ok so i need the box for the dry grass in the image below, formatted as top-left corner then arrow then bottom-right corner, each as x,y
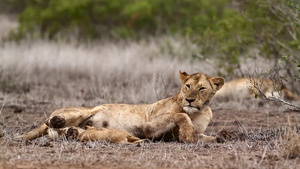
283,132 -> 300,159
281,118 -> 300,159
0,37 -> 219,106
0,15 -> 300,169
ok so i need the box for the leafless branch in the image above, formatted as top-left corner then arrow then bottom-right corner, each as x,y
264,96 -> 300,111
154,68 -> 169,100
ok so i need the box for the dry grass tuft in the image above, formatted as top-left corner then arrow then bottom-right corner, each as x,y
281,118 -> 300,159
282,134 -> 300,158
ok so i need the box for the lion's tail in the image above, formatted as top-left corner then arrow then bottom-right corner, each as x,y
15,123 -> 48,140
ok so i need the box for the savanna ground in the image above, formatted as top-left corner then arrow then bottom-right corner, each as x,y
0,16 -> 300,169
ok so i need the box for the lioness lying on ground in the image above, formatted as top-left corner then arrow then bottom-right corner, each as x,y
215,78 -> 300,101
16,71 -> 224,143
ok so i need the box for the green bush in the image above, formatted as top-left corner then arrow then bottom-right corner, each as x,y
6,0 -> 300,78
15,0 -> 233,39
201,0 -> 300,77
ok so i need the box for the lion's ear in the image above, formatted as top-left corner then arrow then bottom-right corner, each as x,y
179,71 -> 190,83
211,77 -> 225,91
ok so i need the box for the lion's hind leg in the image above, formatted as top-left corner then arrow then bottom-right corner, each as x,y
55,126 -> 84,141
61,126 -> 143,144
46,116 -> 66,128
46,107 -> 95,129
15,107 -> 96,141
15,123 -> 48,140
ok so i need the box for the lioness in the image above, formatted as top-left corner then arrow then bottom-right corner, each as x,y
215,78 -> 300,100
16,71 -> 224,143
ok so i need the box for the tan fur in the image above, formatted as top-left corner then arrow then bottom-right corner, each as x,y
215,78 -> 300,100
60,126 -> 143,144
16,124 -> 48,140
16,71 -> 224,143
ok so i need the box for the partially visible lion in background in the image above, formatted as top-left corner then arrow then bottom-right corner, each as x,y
215,78 -> 300,101
16,71 -> 225,144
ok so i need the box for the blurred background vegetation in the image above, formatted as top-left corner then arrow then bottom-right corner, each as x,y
0,0 -> 299,80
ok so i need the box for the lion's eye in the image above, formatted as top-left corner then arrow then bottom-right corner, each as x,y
186,84 -> 190,88
199,87 -> 206,91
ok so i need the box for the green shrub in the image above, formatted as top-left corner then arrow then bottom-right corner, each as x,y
15,0 -> 233,39
200,0 -> 300,77
6,0 -> 300,78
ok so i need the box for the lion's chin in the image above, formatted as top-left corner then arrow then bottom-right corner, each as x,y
183,106 -> 200,114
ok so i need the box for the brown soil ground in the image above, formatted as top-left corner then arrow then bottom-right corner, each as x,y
0,97 -> 299,169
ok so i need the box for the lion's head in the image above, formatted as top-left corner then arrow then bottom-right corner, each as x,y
177,71 -> 224,114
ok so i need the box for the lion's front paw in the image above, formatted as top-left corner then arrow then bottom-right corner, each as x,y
180,134 -> 195,143
179,126 -> 195,143
49,116 -> 66,128
198,134 -> 216,143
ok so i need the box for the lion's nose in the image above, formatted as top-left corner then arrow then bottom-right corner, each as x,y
185,98 -> 195,103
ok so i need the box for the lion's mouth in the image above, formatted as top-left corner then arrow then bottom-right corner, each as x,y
184,104 -> 201,110
185,105 -> 200,110
183,106 -> 200,114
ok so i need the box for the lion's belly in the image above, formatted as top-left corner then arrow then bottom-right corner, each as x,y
88,104 -> 148,138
